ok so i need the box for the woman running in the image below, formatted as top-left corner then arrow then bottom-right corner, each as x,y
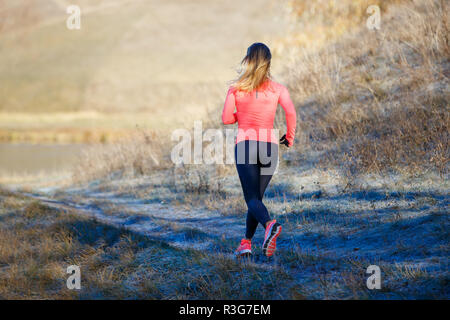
222,43 -> 297,257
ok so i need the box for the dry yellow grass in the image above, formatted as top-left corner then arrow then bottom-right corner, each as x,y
273,0 -> 406,55
280,0 -> 449,176
71,0 -> 449,183
71,129 -> 169,182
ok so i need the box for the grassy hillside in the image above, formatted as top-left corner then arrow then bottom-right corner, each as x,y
281,0 -> 448,176
79,0 -> 448,179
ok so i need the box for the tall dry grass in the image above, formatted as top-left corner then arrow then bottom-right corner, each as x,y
274,0 -> 406,54
281,0 -> 449,176
74,0 -> 448,183
72,129 -> 169,182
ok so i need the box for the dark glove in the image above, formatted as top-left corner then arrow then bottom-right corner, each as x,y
280,134 -> 290,147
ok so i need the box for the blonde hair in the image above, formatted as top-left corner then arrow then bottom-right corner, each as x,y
234,43 -> 272,92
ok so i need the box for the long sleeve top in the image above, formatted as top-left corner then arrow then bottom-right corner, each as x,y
222,80 -> 297,146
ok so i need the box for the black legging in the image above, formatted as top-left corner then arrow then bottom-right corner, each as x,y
234,140 -> 278,239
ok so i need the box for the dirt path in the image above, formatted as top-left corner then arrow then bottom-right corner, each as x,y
26,190 -> 246,252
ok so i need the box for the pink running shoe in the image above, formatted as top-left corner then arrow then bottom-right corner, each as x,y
263,220 -> 282,257
235,239 -> 252,256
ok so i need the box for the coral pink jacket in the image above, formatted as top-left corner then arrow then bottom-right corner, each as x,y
222,80 -> 297,146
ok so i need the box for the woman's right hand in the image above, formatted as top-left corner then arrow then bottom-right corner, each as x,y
280,134 -> 290,147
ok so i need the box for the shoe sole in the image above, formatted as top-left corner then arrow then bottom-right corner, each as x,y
263,223 -> 282,257
235,249 -> 252,257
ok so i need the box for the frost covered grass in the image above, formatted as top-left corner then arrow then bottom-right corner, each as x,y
0,189 -> 296,299
8,161 -> 444,299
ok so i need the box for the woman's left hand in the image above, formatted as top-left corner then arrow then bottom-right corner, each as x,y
280,134 -> 290,147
